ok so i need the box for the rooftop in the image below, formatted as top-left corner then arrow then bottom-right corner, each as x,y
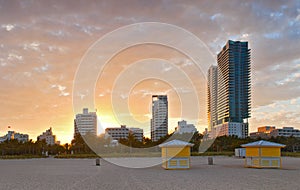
241,140 -> 285,148
159,139 -> 194,147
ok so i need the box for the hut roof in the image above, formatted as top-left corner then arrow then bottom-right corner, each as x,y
241,140 -> 285,148
159,139 -> 194,148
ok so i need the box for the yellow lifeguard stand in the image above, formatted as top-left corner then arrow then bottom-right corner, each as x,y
159,139 -> 194,170
241,140 -> 285,168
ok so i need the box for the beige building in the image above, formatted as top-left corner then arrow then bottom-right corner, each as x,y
105,125 -> 144,142
74,108 -> 97,136
37,127 -> 59,145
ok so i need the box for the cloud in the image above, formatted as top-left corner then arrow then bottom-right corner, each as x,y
47,45 -> 66,53
181,59 -> 193,67
0,0 -> 300,142
163,66 -> 172,72
120,94 -> 128,99
0,58 -> 7,67
23,72 -> 31,77
59,92 -> 70,97
73,23 -> 102,35
0,62 -> 7,67
51,84 -> 69,97
48,30 -> 69,38
114,16 -> 137,22
23,42 -> 40,51
263,32 -> 282,39
210,13 -> 223,21
1,24 -> 15,31
34,64 -> 49,72
7,53 -> 23,61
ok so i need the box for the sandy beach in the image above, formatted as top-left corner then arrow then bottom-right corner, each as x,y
0,156 -> 299,190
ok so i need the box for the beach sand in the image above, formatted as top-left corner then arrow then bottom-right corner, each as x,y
0,156 -> 299,190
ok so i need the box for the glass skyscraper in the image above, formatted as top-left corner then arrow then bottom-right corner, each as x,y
217,40 -> 251,124
207,40 -> 251,138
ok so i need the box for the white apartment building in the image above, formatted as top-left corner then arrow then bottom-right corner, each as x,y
129,127 -> 144,142
0,131 -> 29,143
270,127 -> 300,138
37,127 -> 58,145
175,120 -> 197,134
74,108 -> 97,136
105,125 -> 129,141
209,122 -> 248,139
105,125 -> 144,142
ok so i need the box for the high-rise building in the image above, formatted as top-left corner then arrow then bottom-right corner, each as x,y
217,40 -> 251,124
208,40 -> 251,138
207,65 -> 218,131
74,108 -> 97,136
151,95 -> 168,141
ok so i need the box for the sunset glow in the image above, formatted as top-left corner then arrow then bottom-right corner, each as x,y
0,1 -> 299,144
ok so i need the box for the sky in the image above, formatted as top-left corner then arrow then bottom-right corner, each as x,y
0,0 -> 299,144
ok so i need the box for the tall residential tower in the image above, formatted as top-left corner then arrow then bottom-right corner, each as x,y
207,65 -> 218,131
151,95 -> 168,141
208,40 -> 251,138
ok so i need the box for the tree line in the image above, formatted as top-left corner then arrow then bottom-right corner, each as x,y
1,133 -> 300,156
0,139 -> 65,156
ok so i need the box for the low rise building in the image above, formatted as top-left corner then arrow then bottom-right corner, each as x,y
250,126 -> 300,139
249,132 -> 269,139
105,125 -> 144,142
270,127 -> 300,138
258,126 -> 276,133
174,120 -> 197,134
37,127 -> 59,145
0,131 -> 29,143
105,125 -> 129,141
129,128 -> 144,142
209,122 -> 248,139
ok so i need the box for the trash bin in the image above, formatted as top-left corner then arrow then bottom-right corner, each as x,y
208,157 -> 213,165
96,158 -> 100,166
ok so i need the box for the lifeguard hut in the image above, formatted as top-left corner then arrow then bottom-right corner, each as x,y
241,140 -> 285,168
159,139 -> 194,170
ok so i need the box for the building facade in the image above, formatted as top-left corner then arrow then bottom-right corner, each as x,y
105,125 -> 144,142
270,127 -> 300,138
212,122 -> 248,138
129,127 -> 144,142
217,40 -> 251,125
175,120 -> 197,134
151,95 -> 168,141
250,126 -> 300,139
37,127 -> 58,145
207,65 -> 218,131
0,131 -> 29,143
74,108 -> 97,136
258,126 -> 276,133
207,40 -> 251,139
